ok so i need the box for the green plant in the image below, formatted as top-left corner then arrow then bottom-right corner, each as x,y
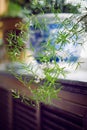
2,1 -> 24,18
63,3 -> 80,14
7,8 -> 84,106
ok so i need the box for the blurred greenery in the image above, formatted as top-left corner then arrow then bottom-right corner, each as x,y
0,39 -> 3,46
7,2 -> 22,17
63,3 -> 80,14
9,0 -> 80,15
1,1 -> 25,18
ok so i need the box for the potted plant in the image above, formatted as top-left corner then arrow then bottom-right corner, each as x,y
6,4 -> 85,130
0,0 -> 28,62
7,9 -> 84,102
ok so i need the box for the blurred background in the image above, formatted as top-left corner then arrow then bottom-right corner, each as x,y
0,0 -> 87,68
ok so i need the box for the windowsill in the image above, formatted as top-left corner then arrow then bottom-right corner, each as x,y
0,62 -> 87,84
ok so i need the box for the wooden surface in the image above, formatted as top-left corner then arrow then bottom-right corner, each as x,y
0,87 -> 13,130
0,71 -> 87,117
40,103 -> 85,130
0,71 -> 87,130
0,71 -> 37,97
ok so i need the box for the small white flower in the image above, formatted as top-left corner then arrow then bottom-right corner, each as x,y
34,78 -> 40,83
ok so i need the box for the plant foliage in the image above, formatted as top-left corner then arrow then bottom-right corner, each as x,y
7,5 -> 84,106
